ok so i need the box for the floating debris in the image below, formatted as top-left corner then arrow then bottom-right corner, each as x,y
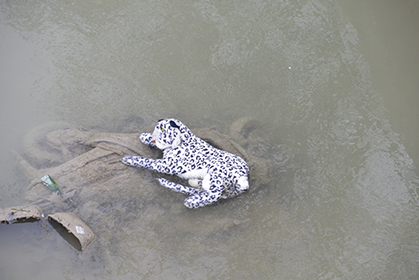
41,174 -> 63,196
48,212 -> 96,251
0,205 -> 43,224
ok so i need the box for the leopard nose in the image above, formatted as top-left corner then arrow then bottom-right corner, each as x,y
152,140 -> 156,143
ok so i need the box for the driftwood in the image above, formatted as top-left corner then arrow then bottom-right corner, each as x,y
18,117 -> 272,207
9,117 -> 272,250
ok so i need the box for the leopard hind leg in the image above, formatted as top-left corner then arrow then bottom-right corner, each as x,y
188,178 -> 202,188
158,178 -> 199,196
183,175 -> 224,208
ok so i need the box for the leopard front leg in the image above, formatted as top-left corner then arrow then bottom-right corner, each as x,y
122,156 -> 174,174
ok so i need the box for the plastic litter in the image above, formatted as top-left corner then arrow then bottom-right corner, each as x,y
41,174 -> 63,196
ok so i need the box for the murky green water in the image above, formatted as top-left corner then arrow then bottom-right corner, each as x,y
1,0 -> 419,279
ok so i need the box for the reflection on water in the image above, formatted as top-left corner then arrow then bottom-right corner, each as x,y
1,0 -> 419,279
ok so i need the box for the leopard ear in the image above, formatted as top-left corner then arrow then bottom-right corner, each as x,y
169,120 -> 180,129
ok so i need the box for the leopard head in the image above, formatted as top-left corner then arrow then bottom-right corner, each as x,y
151,119 -> 188,150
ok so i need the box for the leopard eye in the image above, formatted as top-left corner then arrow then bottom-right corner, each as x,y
160,128 -> 165,132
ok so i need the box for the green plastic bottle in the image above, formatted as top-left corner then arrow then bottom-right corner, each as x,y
41,174 -> 63,196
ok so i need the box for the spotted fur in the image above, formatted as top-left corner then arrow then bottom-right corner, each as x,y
122,119 -> 250,208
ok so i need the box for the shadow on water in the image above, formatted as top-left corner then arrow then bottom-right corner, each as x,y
1,0 -> 419,279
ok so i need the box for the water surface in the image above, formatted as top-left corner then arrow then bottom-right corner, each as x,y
1,1 -> 419,279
